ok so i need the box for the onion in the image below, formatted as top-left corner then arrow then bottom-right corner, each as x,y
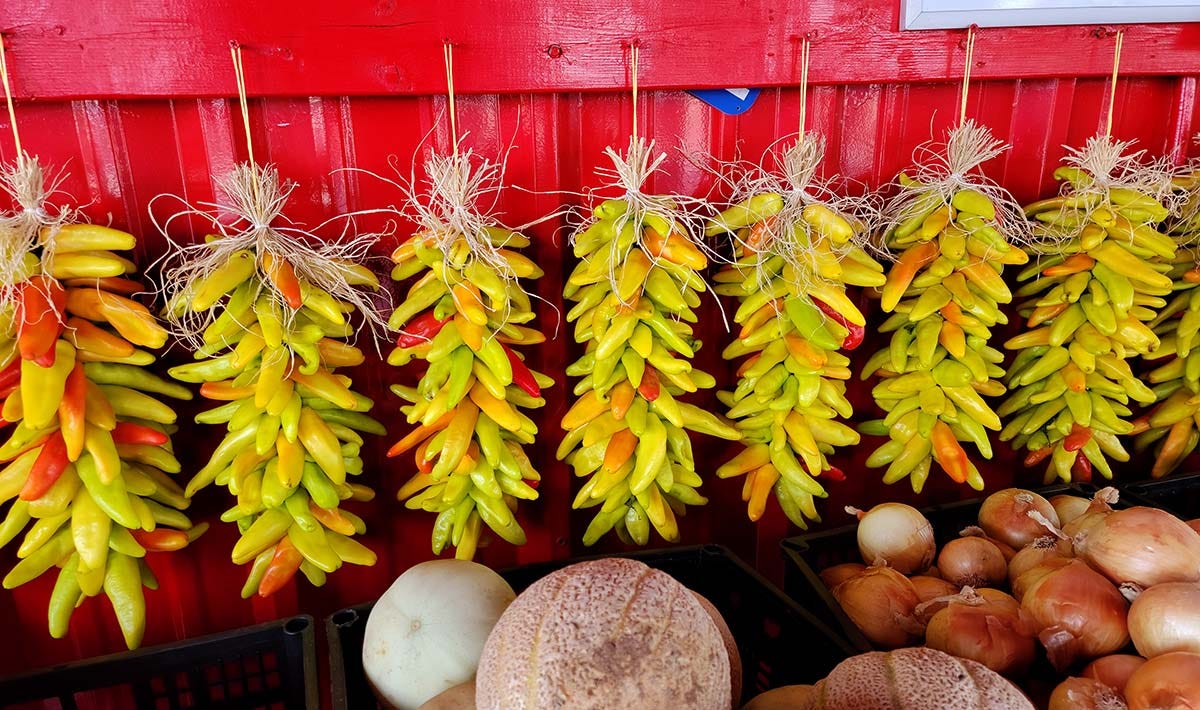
832,565 -> 923,648
1083,655 -> 1147,694
848,503 -> 935,574
937,537 -> 1007,588
1125,651 -> 1200,710
1020,559 -> 1130,670
1075,507 -> 1200,589
1063,488 -> 1119,539
1049,677 -> 1128,710
1008,536 -> 1072,586
1012,556 -> 1072,601
924,565 -> 943,579
1129,583 -> 1200,658
910,575 -> 958,603
978,488 -> 1060,550
1051,495 -> 1094,528
1188,518 -> 1200,535
820,563 -> 865,589
922,588 -> 1036,676
960,525 -> 1018,561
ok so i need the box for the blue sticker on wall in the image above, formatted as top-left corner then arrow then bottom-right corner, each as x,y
687,88 -> 760,115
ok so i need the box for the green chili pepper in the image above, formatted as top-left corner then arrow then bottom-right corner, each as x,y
70,488 -> 111,572
286,523 -> 340,574
76,454 -> 140,529
4,527 -> 74,588
241,548 -> 274,598
300,461 -> 340,510
103,552 -> 145,649
284,490 -> 319,533
231,508 -> 291,565
0,499 -> 31,548
48,553 -> 82,638
17,510 -> 72,559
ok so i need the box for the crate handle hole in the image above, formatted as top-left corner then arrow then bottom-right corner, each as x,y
331,609 -> 359,627
284,617 -> 310,635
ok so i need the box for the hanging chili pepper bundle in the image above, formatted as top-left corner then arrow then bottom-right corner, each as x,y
560,138 -> 739,546
1002,137 -> 1179,482
159,164 -> 383,597
0,156 -> 202,649
1132,166 -> 1200,477
709,136 -> 883,526
860,121 -> 1029,493
386,150 -> 552,559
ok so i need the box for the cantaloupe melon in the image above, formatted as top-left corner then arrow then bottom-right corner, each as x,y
475,558 -> 731,710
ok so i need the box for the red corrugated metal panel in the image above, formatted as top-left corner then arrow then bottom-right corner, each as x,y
0,59 -> 1198,687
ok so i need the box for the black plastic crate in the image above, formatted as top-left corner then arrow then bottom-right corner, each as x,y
1120,473 -> 1200,520
327,544 -> 856,709
0,616 -> 317,710
782,484 -> 1118,652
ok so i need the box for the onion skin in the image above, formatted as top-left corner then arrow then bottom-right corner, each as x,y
1048,677 -> 1128,710
1125,651 -> 1200,710
979,489 -> 1060,550
1012,556 -> 1072,601
1129,583 -> 1200,658
911,575 -> 959,603
1051,495 -> 1094,528
938,537 -> 1008,588
1076,507 -> 1200,589
1019,559 -> 1130,671
1063,489 -> 1118,540
924,592 -> 1036,677
820,563 -> 866,590
853,503 -> 936,575
1008,537 -> 1071,586
1082,655 -> 1146,694
832,566 -> 923,648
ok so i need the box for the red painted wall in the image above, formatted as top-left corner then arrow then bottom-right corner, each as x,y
0,0 -> 1199,685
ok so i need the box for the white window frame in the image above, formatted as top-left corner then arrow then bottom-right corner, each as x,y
901,0 -> 1200,30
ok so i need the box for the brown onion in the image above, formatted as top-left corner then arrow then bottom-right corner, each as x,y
923,565 -> 943,579
1125,651 -> 1200,710
978,488 -> 1060,550
960,525 -> 1018,561
1188,518 -> 1200,535
924,589 -> 1036,677
1083,655 -> 1147,694
1129,583 -> 1200,658
1075,507 -> 1200,589
1008,536 -> 1072,586
820,563 -> 865,589
1049,677 -> 1128,710
849,503 -> 935,574
1020,559 -> 1130,670
832,566 -> 923,648
1064,488 -> 1119,539
1012,556 -> 1073,601
938,537 -> 1007,588
1051,495 -> 1094,528
910,575 -> 958,603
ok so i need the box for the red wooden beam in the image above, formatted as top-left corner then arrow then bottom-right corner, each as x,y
1,1 -> 1197,100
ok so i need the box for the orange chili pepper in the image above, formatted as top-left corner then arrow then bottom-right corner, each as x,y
258,538 -> 303,597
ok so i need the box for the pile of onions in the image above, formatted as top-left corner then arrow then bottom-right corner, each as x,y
1083,655 -> 1146,694
1008,536 -> 1071,586
1075,507 -> 1200,589
938,537 -> 1007,588
1124,652 -> 1200,710
1048,677 -> 1127,710
831,566 -> 923,648
922,589 -> 1036,677
1128,583 -> 1200,658
1064,488 -> 1119,539
910,575 -> 958,603
960,526 -> 1017,560
849,503 -> 935,574
1050,495 -> 1094,528
978,489 -> 1060,550
819,563 -> 865,589
1018,559 -> 1129,670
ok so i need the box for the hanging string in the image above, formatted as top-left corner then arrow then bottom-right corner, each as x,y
228,41 -> 260,203
958,24 -> 977,128
1104,30 -> 1125,138
797,37 -> 811,143
443,41 -> 459,157
630,41 -> 640,145
0,34 -> 24,169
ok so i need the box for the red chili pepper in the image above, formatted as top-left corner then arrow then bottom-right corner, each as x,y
1071,452 -> 1093,483
811,297 -> 864,350
0,358 -> 21,392
637,366 -> 661,402
110,422 -> 170,446
824,466 -> 846,482
395,310 -> 450,348
59,362 -> 87,461
17,280 -> 62,365
1063,424 -> 1091,452
1024,446 -> 1054,467
502,344 -> 540,397
258,538 -> 303,597
19,432 -> 70,501
130,529 -> 190,552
